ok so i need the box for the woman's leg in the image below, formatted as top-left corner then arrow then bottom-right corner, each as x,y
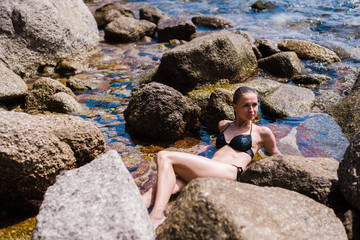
142,176 -> 187,209
149,150 -> 237,229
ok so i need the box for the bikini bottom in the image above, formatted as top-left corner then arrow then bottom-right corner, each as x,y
232,165 -> 243,182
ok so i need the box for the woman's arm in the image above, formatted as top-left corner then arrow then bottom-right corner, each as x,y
260,126 -> 281,155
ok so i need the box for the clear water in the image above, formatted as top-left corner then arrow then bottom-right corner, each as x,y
81,0 -> 360,156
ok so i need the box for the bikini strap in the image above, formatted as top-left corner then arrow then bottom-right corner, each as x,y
221,122 -> 232,133
250,123 -> 252,134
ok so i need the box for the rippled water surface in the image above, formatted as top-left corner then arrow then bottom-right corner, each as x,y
82,0 -> 359,154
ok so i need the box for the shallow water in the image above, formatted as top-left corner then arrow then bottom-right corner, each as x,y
82,0 -> 359,158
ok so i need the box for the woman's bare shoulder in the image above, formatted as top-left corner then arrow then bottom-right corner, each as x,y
218,120 -> 232,132
255,125 -> 273,135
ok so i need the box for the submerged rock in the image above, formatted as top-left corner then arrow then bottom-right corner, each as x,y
32,150 -> 154,240
104,17 -> 156,43
0,0 -> 99,74
0,111 -> 105,214
291,73 -> 331,85
154,31 -> 258,94
157,178 -> 347,239
124,82 -> 201,141
278,39 -> 341,63
260,84 -> 315,118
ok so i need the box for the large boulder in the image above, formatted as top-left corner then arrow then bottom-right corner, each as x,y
94,3 -> 135,29
260,84 -> 315,118
0,61 -> 28,102
338,131 -> 360,211
0,111 -> 105,214
258,51 -> 302,78
124,82 -> 201,141
278,39 -> 341,63
241,155 -> 339,205
0,0 -> 99,74
154,31 -> 258,94
32,150 -> 154,240
157,18 -> 197,42
328,74 -> 360,141
104,17 -> 156,43
157,178 -> 347,239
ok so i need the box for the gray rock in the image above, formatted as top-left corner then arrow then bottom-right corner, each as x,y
338,130 -> 360,211
157,18 -> 197,42
32,150 -> 154,240
233,30 -> 255,44
0,61 -> 27,102
157,178 -> 347,240
154,31 -> 258,94
278,39 -> 341,63
254,38 -> 280,57
66,77 -> 93,91
241,155 -> 339,205
0,0 -> 99,74
258,51 -> 302,78
124,82 -> 201,141
139,6 -> 168,25
94,3 -> 135,29
261,84 -> 315,118
104,16 -> 157,43
191,15 -> 234,29
49,92 -> 83,114
0,111 -> 105,213
291,73 -> 331,85
201,88 -> 234,132
327,74 -> 360,141
25,77 -> 76,112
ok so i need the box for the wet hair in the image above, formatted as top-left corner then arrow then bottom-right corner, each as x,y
233,87 -> 258,104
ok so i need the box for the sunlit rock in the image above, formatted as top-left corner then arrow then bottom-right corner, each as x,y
278,39 -> 341,63
157,18 -> 197,42
0,61 -> 27,103
157,178 -> 347,239
94,3 -> 135,29
258,51 -> 302,78
139,6 -> 168,25
32,150 -> 154,240
191,15 -> 234,29
0,111 -> 105,214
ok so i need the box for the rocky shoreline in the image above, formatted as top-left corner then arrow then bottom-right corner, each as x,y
0,0 -> 359,239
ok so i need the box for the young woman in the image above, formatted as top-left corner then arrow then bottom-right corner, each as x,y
142,87 -> 281,229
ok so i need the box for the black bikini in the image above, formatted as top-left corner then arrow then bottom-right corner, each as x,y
215,122 -> 254,181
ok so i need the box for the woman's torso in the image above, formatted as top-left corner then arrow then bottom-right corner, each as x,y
212,121 -> 263,168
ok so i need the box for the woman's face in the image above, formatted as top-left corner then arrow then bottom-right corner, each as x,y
233,92 -> 258,121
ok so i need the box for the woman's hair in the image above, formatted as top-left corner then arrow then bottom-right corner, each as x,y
233,87 -> 257,104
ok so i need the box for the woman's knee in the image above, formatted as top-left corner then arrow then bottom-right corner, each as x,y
156,150 -> 172,166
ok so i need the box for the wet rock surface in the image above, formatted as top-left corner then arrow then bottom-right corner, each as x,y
258,51 -> 302,78
191,15 -> 234,29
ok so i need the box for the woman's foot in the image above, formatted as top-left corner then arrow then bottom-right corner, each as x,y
149,209 -> 166,230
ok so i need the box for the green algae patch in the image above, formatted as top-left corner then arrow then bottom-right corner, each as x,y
0,216 -> 36,240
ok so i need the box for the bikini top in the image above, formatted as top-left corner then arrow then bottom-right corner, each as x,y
215,123 -> 254,159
